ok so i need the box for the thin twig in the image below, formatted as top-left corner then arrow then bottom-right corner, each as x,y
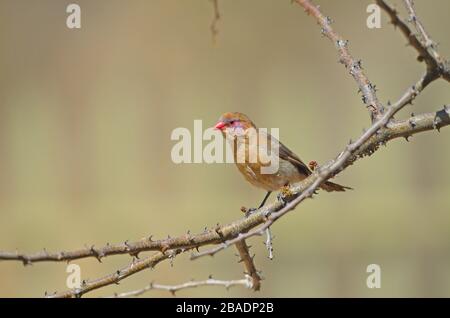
403,0 -> 437,56
264,228 -> 274,260
108,276 -> 253,298
210,0 -> 221,44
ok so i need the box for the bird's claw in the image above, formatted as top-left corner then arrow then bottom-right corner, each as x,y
246,208 -> 258,218
277,193 -> 287,206
241,207 -> 258,218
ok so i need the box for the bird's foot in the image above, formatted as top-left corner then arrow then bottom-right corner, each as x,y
241,206 -> 257,218
276,193 -> 287,206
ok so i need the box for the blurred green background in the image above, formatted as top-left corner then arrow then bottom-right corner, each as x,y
1,0 -> 450,297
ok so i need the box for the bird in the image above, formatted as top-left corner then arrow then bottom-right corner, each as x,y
214,112 -> 351,212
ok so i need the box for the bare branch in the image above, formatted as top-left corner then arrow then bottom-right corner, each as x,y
392,70 -> 435,110
0,223 -> 270,265
403,0 -> 439,58
294,0 -> 384,120
377,0 -> 450,81
402,0 -> 450,82
376,0 -> 436,69
235,241 -> 261,291
45,249 -> 182,298
108,276 -> 253,298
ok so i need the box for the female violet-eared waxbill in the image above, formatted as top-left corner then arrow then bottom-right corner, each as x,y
214,112 -> 351,210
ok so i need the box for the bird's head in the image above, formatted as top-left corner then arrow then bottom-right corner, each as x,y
214,112 -> 256,138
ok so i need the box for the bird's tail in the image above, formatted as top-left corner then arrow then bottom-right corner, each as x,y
320,181 -> 353,192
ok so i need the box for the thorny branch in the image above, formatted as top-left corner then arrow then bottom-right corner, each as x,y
376,0 -> 450,84
295,0 -> 385,121
404,0 -> 441,61
45,250 -> 183,298
235,241 -> 262,291
1,0 -> 449,297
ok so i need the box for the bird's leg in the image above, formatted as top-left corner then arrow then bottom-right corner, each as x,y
244,191 -> 272,218
258,191 -> 272,209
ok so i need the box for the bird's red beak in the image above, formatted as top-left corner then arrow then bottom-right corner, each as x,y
214,121 -> 226,130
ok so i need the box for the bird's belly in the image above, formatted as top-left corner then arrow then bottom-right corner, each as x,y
236,160 -> 306,191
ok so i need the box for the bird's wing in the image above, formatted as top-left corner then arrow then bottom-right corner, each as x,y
276,138 -> 312,177
262,130 -> 311,176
